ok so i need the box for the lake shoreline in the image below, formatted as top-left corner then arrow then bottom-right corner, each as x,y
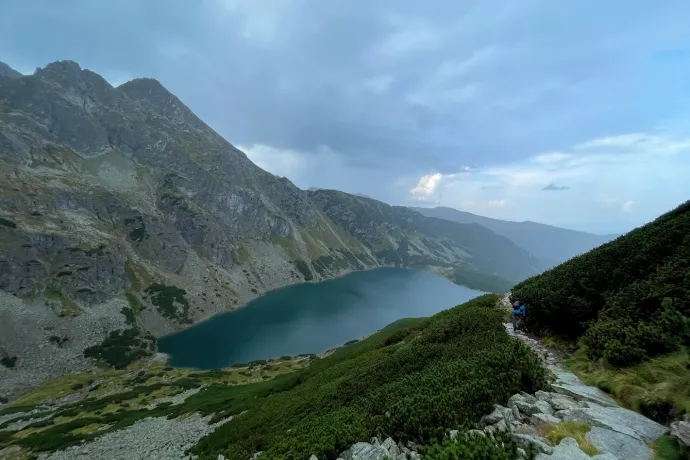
158,268 -> 485,369
164,264 -> 501,338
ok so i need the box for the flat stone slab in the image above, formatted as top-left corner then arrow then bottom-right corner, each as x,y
536,437 -> 617,460
550,380 -> 618,408
559,406 -> 668,443
586,426 -> 653,460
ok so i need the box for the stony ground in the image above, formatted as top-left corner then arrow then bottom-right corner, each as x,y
504,322 -> 667,460
39,413 -> 231,460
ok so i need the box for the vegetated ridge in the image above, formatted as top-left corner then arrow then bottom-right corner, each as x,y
511,199 -> 690,422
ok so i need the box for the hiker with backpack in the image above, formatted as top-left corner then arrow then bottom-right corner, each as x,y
512,301 -> 526,332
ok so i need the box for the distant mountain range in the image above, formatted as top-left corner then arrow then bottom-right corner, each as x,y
410,206 -> 617,266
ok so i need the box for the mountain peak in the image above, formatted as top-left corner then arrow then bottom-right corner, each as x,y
117,77 -> 171,99
118,77 -> 205,129
37,60 -> 82,80
0,61 -> 23,78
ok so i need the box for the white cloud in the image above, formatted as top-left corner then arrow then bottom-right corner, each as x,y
409,169 -> 471,201
410,173 -> 444,200
409,132 -> 690,230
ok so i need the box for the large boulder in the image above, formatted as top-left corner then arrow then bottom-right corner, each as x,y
586,426 -> 654,460
670,418 -> 690,447
339,442 -> 391,460
515,434 -> 553,455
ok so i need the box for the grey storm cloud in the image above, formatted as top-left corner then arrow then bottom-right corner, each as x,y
543,183 -> 570,191
2,0 -> 690,178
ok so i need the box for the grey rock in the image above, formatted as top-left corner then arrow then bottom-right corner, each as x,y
520,392 -> 538,404
481,406 -> 507,425
511,403 -> 522,421
42,413 -> 232,460
339,443 -> 391,460
535,437 -> 591,460
467,429 -> 485,438
449,429 -> 459,440
531,413 -> 561,426
586,426 -> 653,460
309,456 -> 318,460
493,419 -> 509,433
558,406 -> 668,442
535,390 -> 553,402
670,420 -> 690,447
515,433 -> 554,454
515,400 -> 546,416
217,456 -> 226,460
550,369 -> 617,408
381,437 -> 399,456
550,395 -> 579,411
551,382 -> 618,408
535,400 -> 555,415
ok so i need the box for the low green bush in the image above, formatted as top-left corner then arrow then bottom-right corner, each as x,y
191,294 -> 547,459
83,328 -> 156,369
512,200 -> 690,367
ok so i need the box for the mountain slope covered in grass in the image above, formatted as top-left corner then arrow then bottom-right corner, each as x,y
511,200 -> 690,421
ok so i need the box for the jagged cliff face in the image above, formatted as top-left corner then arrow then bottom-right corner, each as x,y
0,60 -> 377,326
0,60 -> 540,399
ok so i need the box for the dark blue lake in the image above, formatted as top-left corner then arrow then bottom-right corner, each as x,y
158,268 -> 484,369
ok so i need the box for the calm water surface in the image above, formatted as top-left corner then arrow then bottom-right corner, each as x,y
158,268 -> 484,368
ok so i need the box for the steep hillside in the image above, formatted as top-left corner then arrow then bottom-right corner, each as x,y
312,190 -> 543,284
411,206 -> 616,265
0,60 -> 378,397
0,295 -> 547,459
0,60 -> 542,398
510,200 -> 690,421
512,199 -> 690,361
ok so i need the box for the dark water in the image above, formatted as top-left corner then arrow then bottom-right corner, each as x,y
158,268 -> 484,369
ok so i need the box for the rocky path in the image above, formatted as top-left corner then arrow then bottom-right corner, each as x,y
324,321 -> 672,460
503,322 -> 668,460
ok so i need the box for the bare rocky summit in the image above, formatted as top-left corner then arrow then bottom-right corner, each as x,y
0,60 -> 540,399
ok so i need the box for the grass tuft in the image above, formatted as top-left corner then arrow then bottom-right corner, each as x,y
539,421 -> 599,456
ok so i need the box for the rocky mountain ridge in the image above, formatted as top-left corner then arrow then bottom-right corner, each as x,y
1,60 -> 540,397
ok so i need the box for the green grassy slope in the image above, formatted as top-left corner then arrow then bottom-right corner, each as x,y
511,200 -> 690,421
192,294 -> 547,459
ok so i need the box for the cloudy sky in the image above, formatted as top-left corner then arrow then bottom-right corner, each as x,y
2,0 -> 690,234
